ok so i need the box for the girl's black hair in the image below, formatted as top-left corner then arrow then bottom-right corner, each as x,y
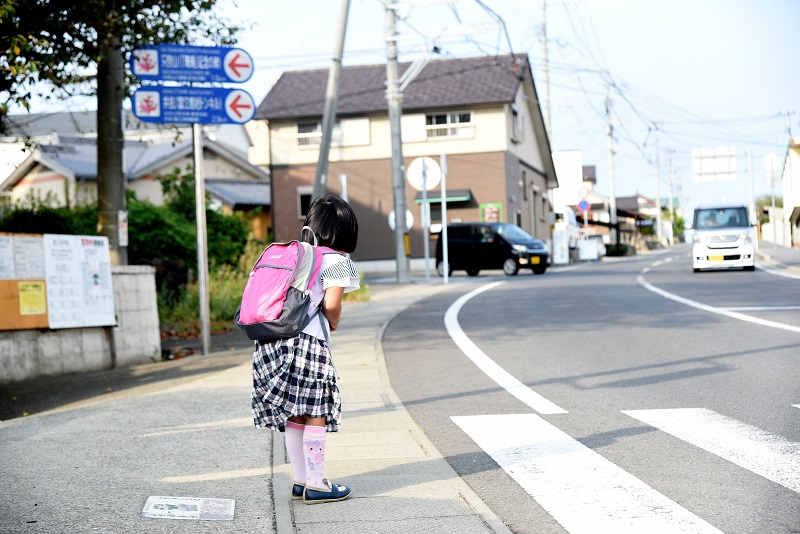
303,193 -> 358,253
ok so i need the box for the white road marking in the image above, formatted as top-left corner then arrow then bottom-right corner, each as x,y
793,405 -> 800,410
719,306 -> 800,311
757,264 -> 800,280
452,414 -> 723,534
444,282 -> 567,414
637,274 -> 800,334
624,408 -> 800,493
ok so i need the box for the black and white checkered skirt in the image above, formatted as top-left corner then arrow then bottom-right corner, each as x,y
251,333 -> 341,432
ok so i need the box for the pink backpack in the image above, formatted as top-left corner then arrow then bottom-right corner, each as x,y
235,228 -> 337,342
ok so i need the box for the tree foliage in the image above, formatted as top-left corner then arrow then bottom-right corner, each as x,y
0,0 -> 242,131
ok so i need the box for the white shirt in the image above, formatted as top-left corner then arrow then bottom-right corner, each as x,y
301,253 -> 360,341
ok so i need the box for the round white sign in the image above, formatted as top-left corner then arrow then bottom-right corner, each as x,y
406,157 -> 441,191
388,209 -> 414,232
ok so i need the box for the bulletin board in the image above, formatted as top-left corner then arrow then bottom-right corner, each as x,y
0,233 -> 115,331
0,233 -> 48,330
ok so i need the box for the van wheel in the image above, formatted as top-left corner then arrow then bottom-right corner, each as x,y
744,265 -> 755,271
467,269 -> 480,277
502,258 -> 519,276
437,261 -> 453,277
532,265 -> 547,275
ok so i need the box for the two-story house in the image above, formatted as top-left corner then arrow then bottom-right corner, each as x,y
251,54 -> 558,261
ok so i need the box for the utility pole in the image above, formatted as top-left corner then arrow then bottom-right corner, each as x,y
605,87 -> 618,245
313,0 -> 350,200
748,150 -> 756,226
667,148 -> 674,245
653,122 -> 662,246
96,35 -> 127,265
385,4 -> 411,283
541,0 -> 551,138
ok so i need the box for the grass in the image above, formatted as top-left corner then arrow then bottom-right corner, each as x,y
158,239 -> 370,339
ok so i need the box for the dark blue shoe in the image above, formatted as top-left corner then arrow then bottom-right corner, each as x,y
303,479 -> 351,504
291,484 -> 305,500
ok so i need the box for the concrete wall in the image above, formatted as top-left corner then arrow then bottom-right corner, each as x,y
110,265 -> 161,368
0,266 -> 160,382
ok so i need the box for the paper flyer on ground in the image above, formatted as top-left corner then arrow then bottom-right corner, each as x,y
141,496 -> 235,520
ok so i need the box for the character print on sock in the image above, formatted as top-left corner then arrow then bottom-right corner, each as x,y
305,440 -> 325,472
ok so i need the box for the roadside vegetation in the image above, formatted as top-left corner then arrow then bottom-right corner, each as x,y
0,169 -> 369,341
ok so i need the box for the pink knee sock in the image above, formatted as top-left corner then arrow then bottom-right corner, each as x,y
285,422 -> 306,485
303,425 -> 329,490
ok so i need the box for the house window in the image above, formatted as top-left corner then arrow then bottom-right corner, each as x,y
521,171 -> 528,201
511,103 -> 524,143
297,122 -> 322,147
297,186 -> 313,218
425,111 -> 474,139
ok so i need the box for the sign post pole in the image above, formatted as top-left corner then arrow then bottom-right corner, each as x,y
441,154 -> 448,285
193,123 -> 211,356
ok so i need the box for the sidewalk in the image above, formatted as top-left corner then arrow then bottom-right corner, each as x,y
273,278 -> 512,534
756,240 -> 800,274
0,276 -> 510,533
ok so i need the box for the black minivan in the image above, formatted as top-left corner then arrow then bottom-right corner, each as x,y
435,222 -> 549,276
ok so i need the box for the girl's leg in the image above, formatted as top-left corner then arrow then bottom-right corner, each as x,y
302,417 -> 329,490
284,418 -> 306,488
300,418 -> 351,503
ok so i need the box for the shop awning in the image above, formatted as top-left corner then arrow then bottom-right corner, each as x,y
414,188 -> 472,204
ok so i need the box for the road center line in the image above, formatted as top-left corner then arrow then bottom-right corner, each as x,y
637,274 -> 800,334
452,414 -> 723,534
623,408 -> 800,493
444,282 -> 567,414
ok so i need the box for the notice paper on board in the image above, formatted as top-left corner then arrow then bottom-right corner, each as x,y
141,496 -> 235,521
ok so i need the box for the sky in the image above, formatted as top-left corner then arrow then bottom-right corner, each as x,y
25,0 -> 800,217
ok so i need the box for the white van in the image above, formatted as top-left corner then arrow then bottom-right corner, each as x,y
691,204 -> 756,272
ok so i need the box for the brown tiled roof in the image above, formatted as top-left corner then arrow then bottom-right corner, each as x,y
256,54 -> 525,121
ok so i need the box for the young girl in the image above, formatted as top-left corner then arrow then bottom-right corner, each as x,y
251,193 -> 360,504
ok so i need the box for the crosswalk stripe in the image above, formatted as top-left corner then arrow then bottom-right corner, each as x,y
452,414 -> 723,533
445,282 -> 567,415
623,408 -> 800,493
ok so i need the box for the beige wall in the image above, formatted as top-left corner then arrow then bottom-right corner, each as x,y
263,104 -> 511,167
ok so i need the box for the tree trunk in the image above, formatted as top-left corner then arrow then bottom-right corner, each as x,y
96,36 -> 127,265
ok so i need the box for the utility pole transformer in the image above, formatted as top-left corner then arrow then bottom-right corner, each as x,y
385,5 -> 411,283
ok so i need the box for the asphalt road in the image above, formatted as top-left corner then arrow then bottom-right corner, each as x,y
383,246 -> 800,534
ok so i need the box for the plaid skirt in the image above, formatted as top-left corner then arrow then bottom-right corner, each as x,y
251,332 -> 341,433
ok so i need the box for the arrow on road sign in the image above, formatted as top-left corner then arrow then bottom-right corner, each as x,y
226,52 -> 251,79
226,91 -> 253,120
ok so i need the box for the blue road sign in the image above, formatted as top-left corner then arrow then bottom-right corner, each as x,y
131,86 -> 255,125
578,199 -> 591,212
130,45 -> 254,84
